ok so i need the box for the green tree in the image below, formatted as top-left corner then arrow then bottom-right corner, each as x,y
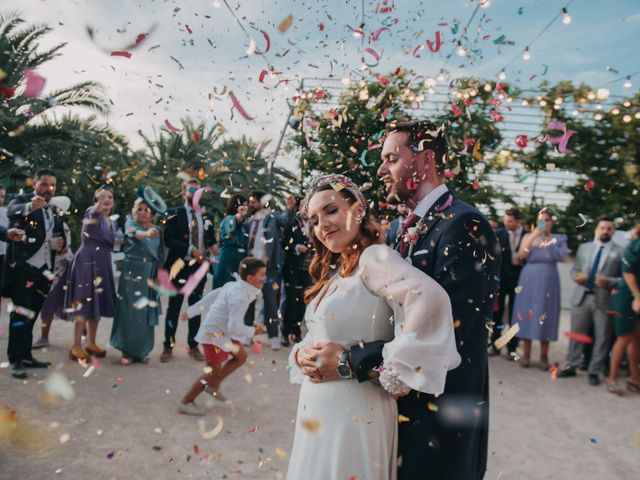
0,11 -> 109,182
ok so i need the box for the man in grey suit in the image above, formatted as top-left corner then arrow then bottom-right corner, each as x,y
558,216 -> 622,385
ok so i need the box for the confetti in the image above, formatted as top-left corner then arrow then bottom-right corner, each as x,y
192,187 -> 211,214
59,433 -> 70,444
425,31 -> 442,52
198,417 -> 223,439
584,180 -> 595,192
398,415 -> 411,423
278,14 -> 293,33
564,331 -> 593,344
275,448 -> 288,459
164,119 -> 183,133
83,365 -> 96,378
229,91 -> 254,121
180,261 -> 210,297
110,51 -> 132,58
23,69 -> 46,98
300,418 -> 322,434
493,323 -> 520,350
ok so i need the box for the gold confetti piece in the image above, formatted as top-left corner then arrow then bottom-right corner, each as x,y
514,285 -> 523,293
493,323 -> 520,350
278,14 -> 293,33
198,416 -> 223,439
96,429 -> 103,436
169,258 -> 185,280
153,427 -> 163,434
275,448 -> 288,459
398,415 -> 411,423
59,433 -> 70,444
300,418 -> 323,434
453,319 -> 462,329
427,402 -> 439,412
244,374 -> 253,384
203,366 -> 213,374
93,276 -> 102,287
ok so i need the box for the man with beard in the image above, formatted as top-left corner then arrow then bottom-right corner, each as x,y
300,120 -> 500,480
161,178 -> 216,363
3,169 -> 65,379
557,216 -> 622,385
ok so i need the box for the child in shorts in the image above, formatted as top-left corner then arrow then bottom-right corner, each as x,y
178,257 -> 266,416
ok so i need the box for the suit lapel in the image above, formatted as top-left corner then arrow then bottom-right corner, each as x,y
395,191 -> 452,255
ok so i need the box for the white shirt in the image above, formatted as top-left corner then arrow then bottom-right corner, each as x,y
26,206 -> 54,270
188,277 -> 261,349
184,203 -> 204,257
508,225 -> 524,263
0,206 -> 8,256
248,209 -> 269,262
412,184 -> 449,219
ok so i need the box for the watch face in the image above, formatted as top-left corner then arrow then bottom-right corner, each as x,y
337,363 -> 351,379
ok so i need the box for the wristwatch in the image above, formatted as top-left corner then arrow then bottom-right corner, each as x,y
337,350 -> 354,380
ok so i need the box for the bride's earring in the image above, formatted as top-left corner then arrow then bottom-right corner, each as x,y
355,215 -> 363,224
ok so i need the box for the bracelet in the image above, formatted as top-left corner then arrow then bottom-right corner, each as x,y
379,366 -> 411,396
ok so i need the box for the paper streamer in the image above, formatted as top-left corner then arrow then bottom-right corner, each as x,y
370,26 -> 391,42
425,31 -> 442,52
23,69 -> 46,98
229,91 -> 254,121
164,119 -> 183,132
515,135 -> 528,149
110,51 -> 132,58
198,417 -> 224,439
545,121 -> 575,154
258,69 -> 268,83
180,261 -> 210,297
192,187 -> 211,214
363,47 -> 382,66
493,323 -> 520,350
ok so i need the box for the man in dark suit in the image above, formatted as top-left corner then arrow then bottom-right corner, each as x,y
493,208 -> 528,358
160,178 -> 216,362
300,121 -> 499,480
280,195 -> 311,347
3,169 -> 66,379
244,190 -> 290,350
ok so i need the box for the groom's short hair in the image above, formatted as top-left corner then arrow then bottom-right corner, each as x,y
387,120 -> 448,175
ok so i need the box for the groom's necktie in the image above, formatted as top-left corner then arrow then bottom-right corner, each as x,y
585,245 -> 604,293
397,213 -> 420,257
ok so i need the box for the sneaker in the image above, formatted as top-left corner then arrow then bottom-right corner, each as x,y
32,337 -> 49,349
160,348 -> 172,363
11,361 -> 28,379
178,401 -> 205,416
270,337 -> 281,351
205,386 -> 228,403
588,374 -> 600,386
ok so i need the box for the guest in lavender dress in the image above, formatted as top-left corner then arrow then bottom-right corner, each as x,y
512,208 -> 568,369
65,188 -> 117,362
32,221 -> 73,349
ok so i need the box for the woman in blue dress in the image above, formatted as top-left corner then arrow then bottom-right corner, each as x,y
212,194 -> 249,289
512,208 -> 568,369
110,199 -> 163,364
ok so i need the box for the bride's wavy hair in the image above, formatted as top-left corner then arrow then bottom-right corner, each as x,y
302,175 -> 383,304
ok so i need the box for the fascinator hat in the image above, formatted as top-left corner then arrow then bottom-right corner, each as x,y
137,185 -> 168,215
301,174 -> 367,217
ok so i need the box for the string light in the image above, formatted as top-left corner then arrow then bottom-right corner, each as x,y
596,88 -> 610,100
436,69 -> 446,82
562,7 -> 572,25
480,0 -> 491,8
623,114 -> 632,123
456,41 -> 466,57
522,47 -> 531,60
498,70 -> 506,80
352,25 -> 364,39
623,76 -> 633,89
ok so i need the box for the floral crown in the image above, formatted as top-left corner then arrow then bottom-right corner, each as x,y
301,174 -> 367,217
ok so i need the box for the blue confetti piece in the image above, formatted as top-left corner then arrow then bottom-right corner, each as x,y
590,437 -> 598,444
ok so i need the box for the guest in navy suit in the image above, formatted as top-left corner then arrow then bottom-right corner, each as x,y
299,121 -> 500,480
2,169 -> 66,379
160,178 -> 216,362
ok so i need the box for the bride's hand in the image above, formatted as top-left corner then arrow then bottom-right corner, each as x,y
311,342 -> 346,382
296,346 -> 320,377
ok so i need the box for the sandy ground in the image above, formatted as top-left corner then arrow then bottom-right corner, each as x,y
1,280 -> 640,480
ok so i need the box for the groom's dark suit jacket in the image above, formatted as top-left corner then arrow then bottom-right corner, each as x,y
351,191 -> 500,480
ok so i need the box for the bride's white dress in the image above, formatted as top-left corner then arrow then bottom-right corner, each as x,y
286,245 -> 461,480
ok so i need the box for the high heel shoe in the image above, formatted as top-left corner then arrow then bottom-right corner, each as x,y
85,344 -> 107,358
626,380 -> 640,393
69,346 -> 90,362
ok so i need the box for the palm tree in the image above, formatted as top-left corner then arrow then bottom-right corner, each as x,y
0,11 -> 109,179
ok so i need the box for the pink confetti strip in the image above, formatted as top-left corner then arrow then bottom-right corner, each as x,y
451,103 -> 462,117
258,70 -> 268,83
425,31 -> 442,52
110,51 -> 132,58
229,91 -> 254,121
545,121 -> 575,154
363,47 -> 382,65
23,69 -> 46,98
515,135 -> 528,149
370,26 -> 391,42
192,187 -> 211,214
412,45 -> 423,58
180,261 -> 210,297
461,137 -> 476,154
164,119 -> 183,133
254,30 -> 271,54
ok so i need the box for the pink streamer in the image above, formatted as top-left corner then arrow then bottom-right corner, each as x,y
23,69 -> 46,98
370,26 -> 391,42
545,121 -> 575,154
192,187 -> 211,215
364,47 -> 382,62
451,103 -> 462,117
229,91 -> 254,121
180,261 -> 210,297
425,31 -> 442,52
164,119 -> 183,132
110,51 -> 132,58
461,137 -> 476,154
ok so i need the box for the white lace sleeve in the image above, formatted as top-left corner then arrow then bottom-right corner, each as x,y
360,244 -> 461,395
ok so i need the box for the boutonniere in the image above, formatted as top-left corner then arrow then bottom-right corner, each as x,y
403,227 -> 419,246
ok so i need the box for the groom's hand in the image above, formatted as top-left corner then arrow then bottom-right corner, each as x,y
310,342 -> 346,382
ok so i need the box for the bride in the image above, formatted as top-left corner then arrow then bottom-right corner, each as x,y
286,174 -> 461,480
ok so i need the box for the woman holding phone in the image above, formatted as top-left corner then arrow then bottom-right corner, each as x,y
511,208 -> 568,369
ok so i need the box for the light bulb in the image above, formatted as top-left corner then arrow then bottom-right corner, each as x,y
456,42 -> 466,57
213,0 -> 221,7
436,70 -> 445,82
623,114 -> 632,123
594,113 -> 603,121
596,88 -> 610,100
635,112 -> 640,119
562,8 -> 572,25
498,70 -> 506,80
522,47 -> 530,60
480,0 -> 491,8
352,27 -> 364,38
611,108 -> 620,115
623,77 -> 632,89
340,77 -> 351,86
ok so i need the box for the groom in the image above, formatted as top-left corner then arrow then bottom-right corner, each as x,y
301,120 -> 500,480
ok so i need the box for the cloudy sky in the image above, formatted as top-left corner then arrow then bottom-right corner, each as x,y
5,0 -> 640,173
